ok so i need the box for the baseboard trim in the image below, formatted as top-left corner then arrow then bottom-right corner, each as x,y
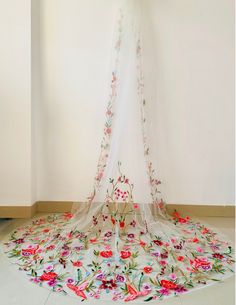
166,204 -> 235,218
37,201 -> 73,213
0,201 -> 234,219
0,204 -> 36,218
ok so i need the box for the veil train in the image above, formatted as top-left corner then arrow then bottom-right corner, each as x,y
3,0 -> 234,302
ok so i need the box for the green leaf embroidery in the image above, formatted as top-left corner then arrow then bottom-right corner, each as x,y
144,296 -> 153,302
77,268 -> 82,283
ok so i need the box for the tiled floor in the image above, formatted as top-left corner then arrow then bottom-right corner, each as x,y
0,215 -> 234,305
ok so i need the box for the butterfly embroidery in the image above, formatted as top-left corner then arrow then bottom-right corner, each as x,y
67,282 -> 88,299
124,284 -> 150,302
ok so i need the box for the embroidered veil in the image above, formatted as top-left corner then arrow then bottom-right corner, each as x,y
4,0 -> 234,302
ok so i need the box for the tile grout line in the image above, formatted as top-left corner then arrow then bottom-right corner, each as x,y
44,291 -> 52,305
179,296 -> 184,305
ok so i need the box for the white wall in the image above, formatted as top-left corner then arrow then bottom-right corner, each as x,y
148,0 -> 235,204
38,0 -> 115,201
0,0 -> 234,206
0,0 -> 32,206
31,0 -> 41,204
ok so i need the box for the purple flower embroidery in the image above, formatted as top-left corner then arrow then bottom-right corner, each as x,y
142,283 -> 152,291
168,273 -> 177,281
96,273 -> 105,281
201,264 -> 212,271
151,251 -> 160,257
116,274 -> 126,283
66,278 -> 75,284
159,288 -> 170,296
30,278 -> 40,284
21,251 -> 31,257
44,264 -> 54,271
48,279 -> 57,287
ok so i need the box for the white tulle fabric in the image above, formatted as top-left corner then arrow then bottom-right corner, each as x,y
72,0 -> 164,217
3,1 -> 234,303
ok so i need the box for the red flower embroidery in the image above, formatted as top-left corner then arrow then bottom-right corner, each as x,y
172,211 -> 189,224
63,212 -> 73,219
46,245 -> 55,251
119,221 -> 125,228
120,251 -> 131,259
143,266 -> 153,274
21,245 -> 39,256
105,127 -> 112,135
177,256 -> 185,262
96,172 -> 103,181
72,261 -> 83,267
111,217 -> 116,225
100,279 -> 117,290
201,228 -> 209,234
212,253 -> 224,260
192,237 -> 199,243
100,250 -> 113,258
190,258 -> 211,270
153,240 -> 163,246
40,272 -> 58,281
172,211 -> 181,220
106,109 -> 113,116
140,240 -> 146,247
160,280 -> 178,290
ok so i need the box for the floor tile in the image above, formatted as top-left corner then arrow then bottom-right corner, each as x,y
199,217 -> 235,242
180,276 -> 235,305
0,250 -> 50,305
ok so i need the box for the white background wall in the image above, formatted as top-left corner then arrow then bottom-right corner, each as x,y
0,0 -> 234,206
0,0 -> 32,206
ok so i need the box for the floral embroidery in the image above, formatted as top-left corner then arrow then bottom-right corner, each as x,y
87,12 -> 124,203
40,272 -> 58,282
100,250 -> 113,258
143,266 -> 153,274
120,251 -> 131,259
3,6 -> 235,304
4,174 -> 234,302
